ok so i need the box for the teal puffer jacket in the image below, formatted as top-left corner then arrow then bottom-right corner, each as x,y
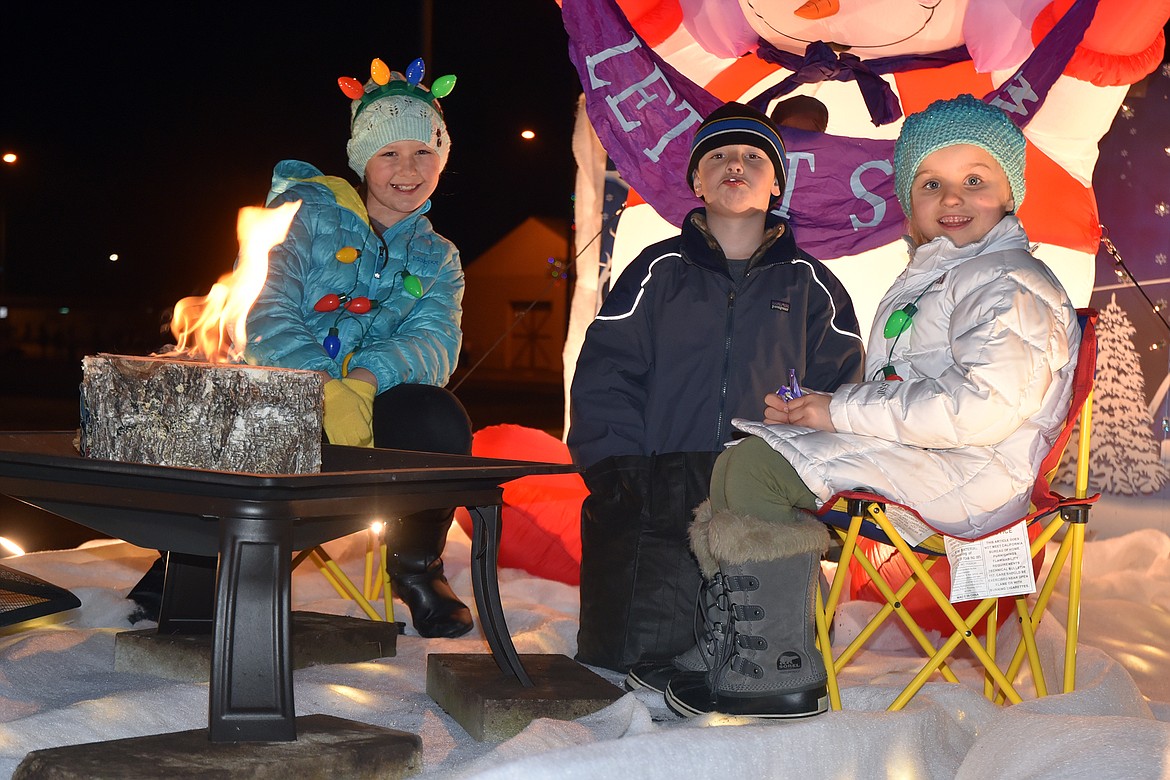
244,160 -> 463,391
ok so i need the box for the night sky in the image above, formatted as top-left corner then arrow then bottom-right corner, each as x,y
0,2 -> 581,309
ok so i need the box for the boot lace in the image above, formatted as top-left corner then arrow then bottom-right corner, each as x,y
700,574 -> 742,695
693,573 -> 729,672
707,574 -> 767,691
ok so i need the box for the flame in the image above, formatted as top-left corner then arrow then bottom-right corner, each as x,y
167,201 -> 301,363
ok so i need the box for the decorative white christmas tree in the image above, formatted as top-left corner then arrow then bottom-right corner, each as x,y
1057,296 -> 1168,494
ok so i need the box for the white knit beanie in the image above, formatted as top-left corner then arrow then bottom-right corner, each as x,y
346,84 -> 450,179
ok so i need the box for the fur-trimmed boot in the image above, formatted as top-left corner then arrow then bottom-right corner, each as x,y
625,500 -> 727,694
665,508 -> 829,718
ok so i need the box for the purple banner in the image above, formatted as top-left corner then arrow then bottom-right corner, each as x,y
562,0 -> 903,257
983,0 -> 1099,125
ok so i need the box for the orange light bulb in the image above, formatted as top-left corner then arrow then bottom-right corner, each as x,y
370,58 -> 390,86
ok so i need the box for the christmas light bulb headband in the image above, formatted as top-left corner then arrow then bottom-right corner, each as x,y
342,57 -> 457,178
338,57 -> 456,120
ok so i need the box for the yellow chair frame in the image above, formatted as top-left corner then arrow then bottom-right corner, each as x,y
815,309 -> 1099,711
292,523 -> 397,623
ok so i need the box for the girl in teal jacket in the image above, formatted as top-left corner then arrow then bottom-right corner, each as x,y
131,59 -> 476,639
250,59 -> 473,638
246,158 -> 463,403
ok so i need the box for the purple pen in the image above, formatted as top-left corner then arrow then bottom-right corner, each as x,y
788,369 -> 803,398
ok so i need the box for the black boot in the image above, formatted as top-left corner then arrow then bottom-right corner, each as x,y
626,500 -> 726,694
385,511 -> 474,638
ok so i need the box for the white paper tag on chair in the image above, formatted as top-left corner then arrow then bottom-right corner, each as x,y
943,522 -> 1037,602
883,505 -> 936,547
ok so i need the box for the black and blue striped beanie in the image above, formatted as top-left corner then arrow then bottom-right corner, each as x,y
687,102 -> 787,191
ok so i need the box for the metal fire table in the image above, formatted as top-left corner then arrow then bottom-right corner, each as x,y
0,431 -> 576,743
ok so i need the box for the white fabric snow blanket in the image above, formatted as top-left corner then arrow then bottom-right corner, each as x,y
3,521 -> 1170,779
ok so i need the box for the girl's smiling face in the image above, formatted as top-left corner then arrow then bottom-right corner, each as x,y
363,140 -> 442,228
909,144 -> 1014,247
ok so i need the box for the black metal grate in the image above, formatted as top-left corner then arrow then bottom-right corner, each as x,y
0,563 -> 80,628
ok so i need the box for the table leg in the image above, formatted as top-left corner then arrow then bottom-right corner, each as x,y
209,514 -> 296,742
469,504 -> 534,687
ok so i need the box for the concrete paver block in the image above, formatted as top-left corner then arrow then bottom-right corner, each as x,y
13,714 -> 420,779
427,653 -> 624,741
115,611 -> 401,682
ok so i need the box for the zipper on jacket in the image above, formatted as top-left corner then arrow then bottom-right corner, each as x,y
374,239 -> 389,280
715,289 -> 736,444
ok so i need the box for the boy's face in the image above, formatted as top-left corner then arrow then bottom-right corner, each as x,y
363,140 -> 442,228
909,144 -> 1014,248
692,143 -> 780,218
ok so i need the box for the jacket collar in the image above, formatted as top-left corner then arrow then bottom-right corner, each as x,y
681,207 -> 799,275
906,215 -> 1030,274
371,200 -> 431,241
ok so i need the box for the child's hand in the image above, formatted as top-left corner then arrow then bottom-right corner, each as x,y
763,391 -> 792,424
787,393 -> 835,431
763,391 -> 836,432
323,378 -> 376,447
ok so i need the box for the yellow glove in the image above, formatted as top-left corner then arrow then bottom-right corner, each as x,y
323,378 -> 376,447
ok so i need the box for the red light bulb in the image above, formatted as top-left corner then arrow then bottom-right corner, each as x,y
314,294 -> 342,312
345,296 -> 371,314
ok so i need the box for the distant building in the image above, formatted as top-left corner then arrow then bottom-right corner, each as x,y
0,295 -> 165,365
460,216 -> 570,378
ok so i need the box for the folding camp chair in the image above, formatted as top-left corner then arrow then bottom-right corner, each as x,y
814,308 -> 1099,711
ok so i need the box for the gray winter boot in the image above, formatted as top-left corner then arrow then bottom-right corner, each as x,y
625,500 -> 726,694
665,508 -> 830,718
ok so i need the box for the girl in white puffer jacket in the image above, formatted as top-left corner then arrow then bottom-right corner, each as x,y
663,94 -> 1079,721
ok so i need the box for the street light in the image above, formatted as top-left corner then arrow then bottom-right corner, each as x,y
0,152 -> 15,292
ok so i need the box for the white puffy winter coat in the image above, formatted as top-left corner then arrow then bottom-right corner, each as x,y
735,216 -> 1079,539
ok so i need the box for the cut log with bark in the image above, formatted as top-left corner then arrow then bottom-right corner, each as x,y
80,354 -> 324,474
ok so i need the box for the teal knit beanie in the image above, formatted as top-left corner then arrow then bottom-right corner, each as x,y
894,94 -> 1026,217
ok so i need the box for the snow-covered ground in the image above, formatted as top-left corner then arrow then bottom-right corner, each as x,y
1,490 -> 1168,779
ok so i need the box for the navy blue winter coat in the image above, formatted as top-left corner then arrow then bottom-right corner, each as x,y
567,209 -> 864,469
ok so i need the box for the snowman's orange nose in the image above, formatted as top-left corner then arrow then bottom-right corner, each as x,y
795,0 -> 841,20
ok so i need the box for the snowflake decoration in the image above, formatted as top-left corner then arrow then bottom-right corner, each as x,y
1156,202 -> 1170,218
1120,149 -> 1129,157
1120,103 -> 1135,119
1156,253 -> 1168,266
1165,147 -> 1170,158
1162,63 -> 1170,77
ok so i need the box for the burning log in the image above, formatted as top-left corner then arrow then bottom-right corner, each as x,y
80,354 -> 324,474
79,202 -> 323,474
